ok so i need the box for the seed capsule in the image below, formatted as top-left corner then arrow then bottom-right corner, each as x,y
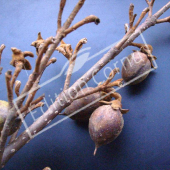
0,100 -> 21,135
122,51 -> 151,85
89,105 -> 124,155
63,88 -> 111,122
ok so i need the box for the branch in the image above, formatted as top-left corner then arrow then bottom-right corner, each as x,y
64,38 -> 87,90
75,79 -> 123,100
9,102 -> 44,144
62,0 -> 86,30
14,81 -> 21,97
20,58 -> 56,113
102,68 -> 120,86
0,44 -> 5,75
5,71 -> 13,109
10,62 -> 24,89
116,7 -> 149,49
129,4 -> 137,28
57,0 -> 67,29
35,37 -> 55,73
64,15 -> 100,35
145,0 -> 155,17
134,7 -> 149,29
156,16 -> 170,24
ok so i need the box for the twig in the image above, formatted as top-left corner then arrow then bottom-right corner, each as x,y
64,15 -> 100,35
30,94 -> 45,106
145,0 -> 155,17
134,7 -> 149,29
58,0 -> 67,29
0,44 -> 5,75
116,7 -> 149,49
14,81 -> 21,97
129,4 -> 136,28
9,102 -> 44,144
64,38 -> 87,90
102,68 -> 120,86
20,57 -> 56,113
156,16 -> 170,24
75,79 -> 123,100
35,37 -> 55,73
5,71 -> 13,109
10,62 -> 24,89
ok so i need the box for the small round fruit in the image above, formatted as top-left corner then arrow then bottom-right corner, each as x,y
122,51 -> 151,85
64,87 -> 111,122
0,100 -> 9,131
89,105 -> 124,155
0,100 -> 21,135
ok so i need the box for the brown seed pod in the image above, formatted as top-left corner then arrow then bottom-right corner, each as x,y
88,92 -> 128,155
0,100 -> 21,136
63,87 -> 112,122
122,51 -> 151,85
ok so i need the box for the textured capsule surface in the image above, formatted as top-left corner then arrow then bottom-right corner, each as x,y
89,105 -> 124,154
64,87 -> 103,121
0,100 -> 21,135
122,51 -> 151,85
0,100 -> 9,131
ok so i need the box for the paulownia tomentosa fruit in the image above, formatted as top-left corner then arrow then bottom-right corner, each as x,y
121,43 -> 157,85
88,92 -> 129,155
0,100 -> 21,135
61,87 -> 113,122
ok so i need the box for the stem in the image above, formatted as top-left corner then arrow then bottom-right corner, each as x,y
14,81 -> 21,97
129,4 -> 135,28
5,71 -> 13,109
57,0 -> 67,29
64,38 -> 87,90
10,62 -> 24,89
0,44 -> 5,75
156,16 -> 170,24
64,15 -> 100,35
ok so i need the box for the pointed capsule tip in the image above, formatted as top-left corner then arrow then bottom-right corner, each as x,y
93,146 -> 98,156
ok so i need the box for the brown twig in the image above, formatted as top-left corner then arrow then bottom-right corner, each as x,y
58,0 -> 67,29
30,94 -> 45,106
102,68 -> 120,86
64,15 -> 100,35
64,38 -> 87,90
35,37 -> 55,73
129,4 -> 137,28
10,62 -> 24,89
156,16 -> 170,24
14,81 -> 21,97
20,57 -> 56,113
145,0 -> 155,17
134,7 -> 150,29
5,71 -> 13,109
116,7 -> 149,49
9,102 -> 44,144
0,44 -> 5,75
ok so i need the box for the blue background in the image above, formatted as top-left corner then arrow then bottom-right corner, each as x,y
0,0 -> 170,169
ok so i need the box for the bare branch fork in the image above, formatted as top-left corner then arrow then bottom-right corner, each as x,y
0,0 -> 170,168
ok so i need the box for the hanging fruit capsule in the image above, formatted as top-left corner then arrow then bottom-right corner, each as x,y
89,92 -> 129,155
60,68 -> 122,122
0,100 -> 21,136
122,43 -> 157,85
